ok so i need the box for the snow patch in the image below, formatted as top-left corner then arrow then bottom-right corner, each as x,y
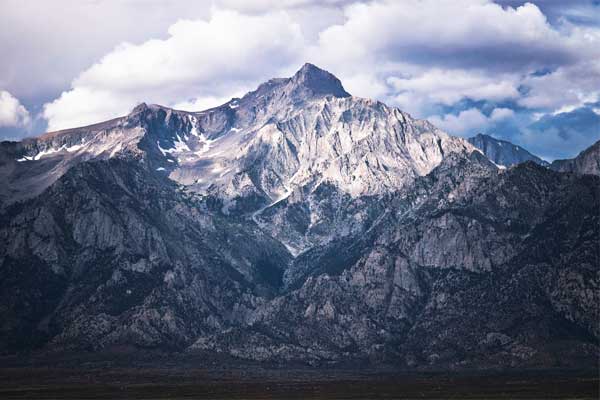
196,135 -> 216,155
188,115 -> 200,137
156,134 -> 190,156
157,141 -> 168,156
34,147 -> 62,160
109,142 -> 122,158
17,141 -> 87,162
173,134 -> 190,152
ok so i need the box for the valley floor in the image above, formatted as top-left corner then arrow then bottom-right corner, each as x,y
0,365 -> 597,399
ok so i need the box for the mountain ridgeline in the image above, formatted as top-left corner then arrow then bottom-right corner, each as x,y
467,133 -> 549,167
550,140 -> 600,176
0,64 -> 598,369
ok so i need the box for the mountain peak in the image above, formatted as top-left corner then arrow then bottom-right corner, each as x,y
468,133 -> 548,167
131,102 -> 149,114
289,63 -> 350,98
294,62 -> 325,76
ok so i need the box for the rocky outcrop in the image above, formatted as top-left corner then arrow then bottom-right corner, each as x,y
550,140 -> 600,176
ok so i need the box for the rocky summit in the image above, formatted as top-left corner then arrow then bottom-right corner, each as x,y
0,64 -> 598,369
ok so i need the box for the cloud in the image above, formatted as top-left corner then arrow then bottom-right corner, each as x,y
518,59 -> 600,111
43,88 -> 132,132
0,90 -> 30,127
0,0 -> 220,104
494,1 -> 600,27
427,107 -> 515,136
313,0 -> 596,72
521,105 -> 600,159
216,0 -> 353,12
306,0 -> 599,121
490,107 -> 516,120
172,95 -> 236,113
38,0 -> 600,129
428,109 -> 490,136
0,0 -> 351,107
389,70 -> 519,105
43,9 -> 305,131
387,69 -> 520,116
9,0 -> 598,161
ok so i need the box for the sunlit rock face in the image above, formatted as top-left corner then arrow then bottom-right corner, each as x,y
0,64 -> 598,369
2,64 -> 473,209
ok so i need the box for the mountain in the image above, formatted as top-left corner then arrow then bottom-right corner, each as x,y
0,64 -> 598,369
198,155 -> 599,366
2,64 -> 471,210
550,140 -> 600,176
467,133 -> 548,167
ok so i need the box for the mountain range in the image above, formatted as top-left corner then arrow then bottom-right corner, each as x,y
0,64 -> 598,369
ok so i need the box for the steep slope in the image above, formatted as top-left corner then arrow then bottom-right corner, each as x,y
0,105 -> 196,207
151,63 -> 474,215
1,64 -> 474,211
0,64 -> 598,369
468,133 -> 548,167
550,140 -> 600,176
1,64 -> 476,254
195,155 -> 599,368
0,158 -> 291,352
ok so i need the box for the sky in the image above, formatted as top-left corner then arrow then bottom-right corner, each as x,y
0,0 -> 599,160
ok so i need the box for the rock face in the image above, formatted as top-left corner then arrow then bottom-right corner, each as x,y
468,133 -> 548,167
551,140 -> 600,176
194,154 -> 599,367
0,159 -> 292,352
0,64 -> 598,369
1,64 -> 472,210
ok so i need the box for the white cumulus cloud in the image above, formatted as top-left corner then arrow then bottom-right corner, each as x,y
0,90 -> 30,127
35,0 -> 600,159
428,107 -> 515,136
300,0 -> 599,120
387,69 -> 520,116
519,59 -> 600,111
312,0 -> 591,72
490,107 -> 515,121
43,9 -> 305,131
